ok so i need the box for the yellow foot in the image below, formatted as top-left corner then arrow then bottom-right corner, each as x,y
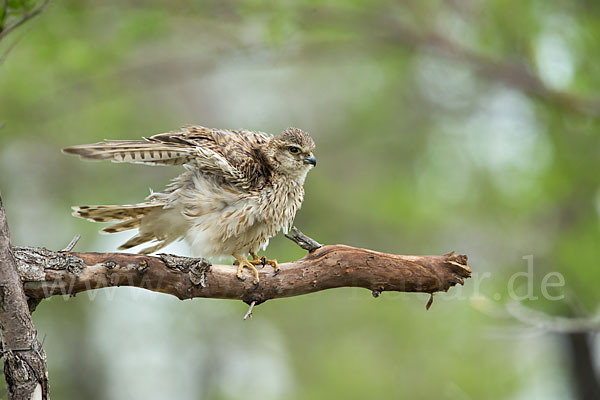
250,252 -> 280,277
233,254 -> 260,287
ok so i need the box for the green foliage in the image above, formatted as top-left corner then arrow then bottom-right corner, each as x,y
1,0 -> 43,35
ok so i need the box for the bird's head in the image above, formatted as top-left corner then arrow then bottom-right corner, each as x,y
266,127 -> 316,182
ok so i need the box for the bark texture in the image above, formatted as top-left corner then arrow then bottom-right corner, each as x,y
0,197 -> 49,400
15,244 -> 471,306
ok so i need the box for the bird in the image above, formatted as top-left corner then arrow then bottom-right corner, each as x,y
63,125 -> 317,286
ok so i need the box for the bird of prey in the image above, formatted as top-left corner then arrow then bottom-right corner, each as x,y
63,125 -> 317,285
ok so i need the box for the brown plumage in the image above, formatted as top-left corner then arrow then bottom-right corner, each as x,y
63,125 -> 317,284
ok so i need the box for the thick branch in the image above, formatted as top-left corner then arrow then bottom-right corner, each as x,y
0,197 -> 49,400
15,244 -> 470,307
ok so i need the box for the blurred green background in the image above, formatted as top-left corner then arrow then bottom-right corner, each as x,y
1,0 -> 599,399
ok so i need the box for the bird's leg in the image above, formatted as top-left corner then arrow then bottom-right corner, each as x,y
233,253 -> 260,286
250,252 -> 280,277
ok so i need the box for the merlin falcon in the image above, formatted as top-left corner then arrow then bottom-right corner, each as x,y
63,125 -> 317,286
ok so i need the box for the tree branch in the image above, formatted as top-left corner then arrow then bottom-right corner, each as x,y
2,200 -> 470,397
284,226 -> 323,252
14,243 -> 471,308
0,197 -> 49,400
0,0 -> 50,42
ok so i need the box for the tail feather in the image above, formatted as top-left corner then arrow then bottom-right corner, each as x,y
100,218 -> 143,234
118,231 -> 156,250
118,233 -> 174,255
73,202 -> 165,222
62,140 -> 193,166
72,201 -> 178,254
140,241 -> 173,254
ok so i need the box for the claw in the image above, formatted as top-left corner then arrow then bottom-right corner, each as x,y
233,253 -> 260,285
250,253 -> 279,277
236,253 -> 280,284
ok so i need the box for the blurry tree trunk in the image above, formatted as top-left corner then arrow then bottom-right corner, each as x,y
566,331 -> 600,400
0,196 -> 49,399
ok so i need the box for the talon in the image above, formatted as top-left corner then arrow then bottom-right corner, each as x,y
233,253 -> 260,285
253,281 -> 260,290
251,254 -> 278,277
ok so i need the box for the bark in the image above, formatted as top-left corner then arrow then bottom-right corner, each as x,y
15,243 -> 471,307
0,197 -> 49,400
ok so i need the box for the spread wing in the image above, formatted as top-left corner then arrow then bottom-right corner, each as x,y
63,125 -> 272,188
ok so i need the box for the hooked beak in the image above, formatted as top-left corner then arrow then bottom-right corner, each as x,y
304,154 -> 317,166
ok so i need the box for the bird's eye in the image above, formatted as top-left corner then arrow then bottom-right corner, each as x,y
289,146 -> 300,154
